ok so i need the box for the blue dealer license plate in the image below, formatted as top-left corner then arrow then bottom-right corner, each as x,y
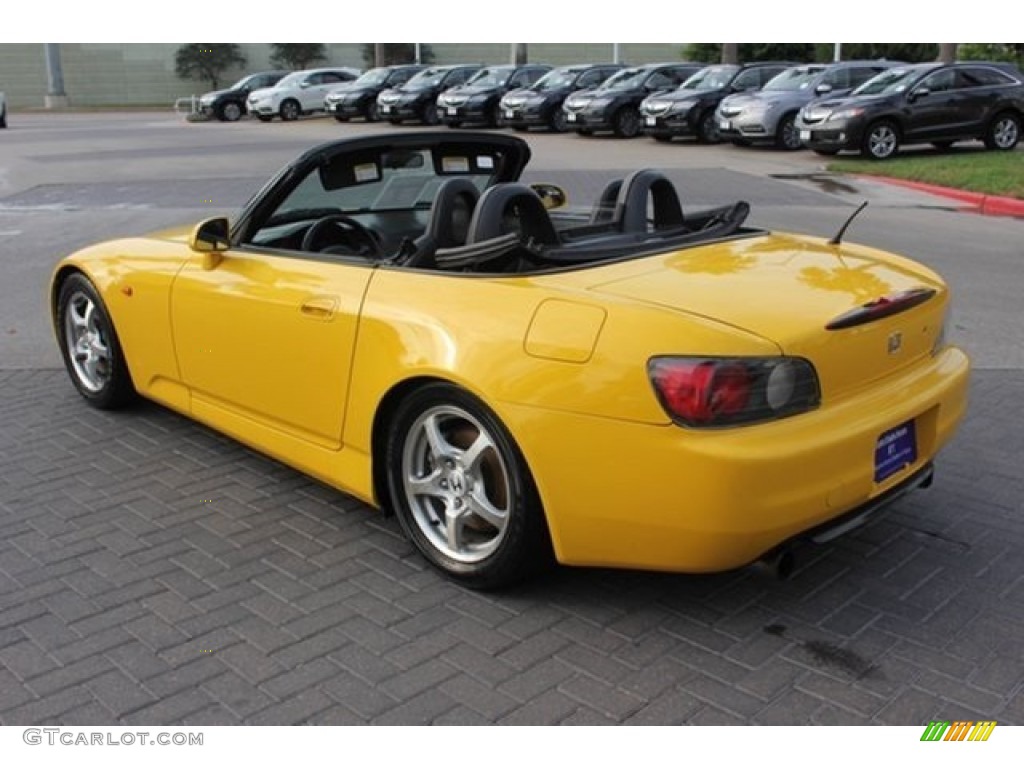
874,420 -> 917,483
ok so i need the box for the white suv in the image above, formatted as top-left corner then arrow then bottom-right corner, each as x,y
247,67 -> 360,122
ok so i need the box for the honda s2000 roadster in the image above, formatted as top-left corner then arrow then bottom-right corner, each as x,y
51,132 -> 969,588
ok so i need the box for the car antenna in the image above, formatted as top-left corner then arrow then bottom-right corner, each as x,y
828,200 -> 868,245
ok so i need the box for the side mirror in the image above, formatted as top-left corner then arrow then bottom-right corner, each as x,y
300,80 -> 311,89
530,182 -> 568,210
815,83 -> 833,95
189,217 -> 231,268
909,86 -> 930,101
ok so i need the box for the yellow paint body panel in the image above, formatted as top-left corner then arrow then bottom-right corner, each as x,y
51,225 -> 970,573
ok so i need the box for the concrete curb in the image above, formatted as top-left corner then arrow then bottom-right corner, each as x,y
860,175 -> 1024,218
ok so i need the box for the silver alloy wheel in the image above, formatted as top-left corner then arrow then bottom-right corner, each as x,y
400,404 -> 511,564
221,102 -> 242,122
63,290 -> 111,393
779,115 -> 802,150
280,99 -> 300,121
993,115 -> 1019,149
867,124 -> 898,159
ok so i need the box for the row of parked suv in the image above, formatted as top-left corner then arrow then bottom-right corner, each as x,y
196,60 -> 1024,159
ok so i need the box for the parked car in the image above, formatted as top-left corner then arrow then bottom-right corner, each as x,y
500,63 -> 624,132
49,131 -> 968,588
198,70 -> 290,122
796,61 -> 1024,159
716,61 -> 897,149
247,67 -> 361,122
436,64 -> 551,128
324,65 -> 425,123
640,62 -> 793,143
377,65 -> 480,125
563,62 -> 703,137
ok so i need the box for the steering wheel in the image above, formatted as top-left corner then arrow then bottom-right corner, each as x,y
301,214 -> 383,257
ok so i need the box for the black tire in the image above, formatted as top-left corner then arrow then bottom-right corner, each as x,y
0,111 -> 6,129
549,108 -> 568,133
488,103 -> 503,129
365,101 -> 380,123
218,101 -> 243,122
861,120 -> 900,160
388,118 -> 403,125
421,103 -> 440,126
279,99 -> 301,122
55,273 -> 136,410
334,114 -> 349,123
447,120 -> 463,129
385,383 -> 552,589
256,115 -> 273,123
612,107 -> 641,138
512,125 -> 530,133
776,112 -> 802,150
652,134 -> 672,143
577,128 -> 593,136
983,111 -> 1021,151
697,111 -> 721,144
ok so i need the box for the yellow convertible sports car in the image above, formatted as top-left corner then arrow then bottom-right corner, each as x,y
51,132 -> 969,588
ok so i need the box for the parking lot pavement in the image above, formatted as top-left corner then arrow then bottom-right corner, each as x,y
1,367 -> 1021,726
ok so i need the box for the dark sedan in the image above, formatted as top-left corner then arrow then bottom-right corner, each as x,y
436,64 -> 550,128
499,64 -> 623,132
198,70 -> 290,122
377,65 -> 480,125
796,61 -> 1024,159
325,65 -> 424,122
564,63 -> 703,138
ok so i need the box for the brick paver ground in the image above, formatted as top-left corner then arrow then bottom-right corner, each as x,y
1,368 -> 1022,725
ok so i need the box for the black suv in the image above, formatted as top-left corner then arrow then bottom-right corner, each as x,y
198,70 -> 289,122
325,65 -> 424,122
796,61 -> 1024,159
436,64 -> 551,127
499,63 -> 623,132
377,65 -> 480,125
640,62 -> 793,143
563,62 -> 704,138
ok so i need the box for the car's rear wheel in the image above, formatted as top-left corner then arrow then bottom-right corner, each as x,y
776,113 -> 802,150
385,383 -> 551,589
862,120 -> 900,160
218,101 -> 243,122
984,111 -> 1021,150
697,111 -> 720,143
613,107 -> 641,138
56,273 -> 135,410
279,99 -> 301,122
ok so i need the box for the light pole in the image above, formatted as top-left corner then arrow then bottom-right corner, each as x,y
44,43 -> 68,108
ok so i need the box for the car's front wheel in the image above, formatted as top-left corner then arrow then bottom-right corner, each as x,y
862,120 -> 900,160
549,108 -> 568,133
776,113 -> 802,150
984,111 -> 1021,151
56,273 -> 135,410
365,101 -> 380,122
421,103 -> 440,126
279,99 -> 301,122
385,383 -> 551,589
613,107 -> 641,138
219,101 -> 243,122
697,111 -> 721,143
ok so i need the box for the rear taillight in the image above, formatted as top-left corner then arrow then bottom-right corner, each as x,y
648,356 -> 820,428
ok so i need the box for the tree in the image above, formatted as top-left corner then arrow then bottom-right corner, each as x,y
270,44 -> 327,70
816,43 -> 938,63
937,43 -> 958,64
684,43 -> 817,64
514,44 -> 528,66
360,43 -> 434,68
174,44 -> 246,90
958,43 -> 1023,68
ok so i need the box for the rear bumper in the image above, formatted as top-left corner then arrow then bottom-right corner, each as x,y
501,346 -> 970,573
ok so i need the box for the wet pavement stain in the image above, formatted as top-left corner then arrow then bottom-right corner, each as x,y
770,173 -> 861,195
763,623 -> 877,679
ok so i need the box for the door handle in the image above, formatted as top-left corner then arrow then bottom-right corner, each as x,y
300,296 -> 337,320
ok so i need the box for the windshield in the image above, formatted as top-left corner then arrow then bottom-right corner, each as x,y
680,65 -> 739,91
466,67 -> 513,88
354,68 -> 389,86
533,68 -> 577,91
404,68 -> 448,90
763,66 -> 826,92
599,68 -> 648,92
852,67 -> 921,95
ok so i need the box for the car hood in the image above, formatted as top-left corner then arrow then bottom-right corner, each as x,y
581,233 -> 947,397
812,92 -> 893,111
201,87 -> 239,100
328,83 -> 372,96
663,87 -> 722,103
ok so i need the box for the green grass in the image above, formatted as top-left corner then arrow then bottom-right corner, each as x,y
828,149 -> 1024,200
